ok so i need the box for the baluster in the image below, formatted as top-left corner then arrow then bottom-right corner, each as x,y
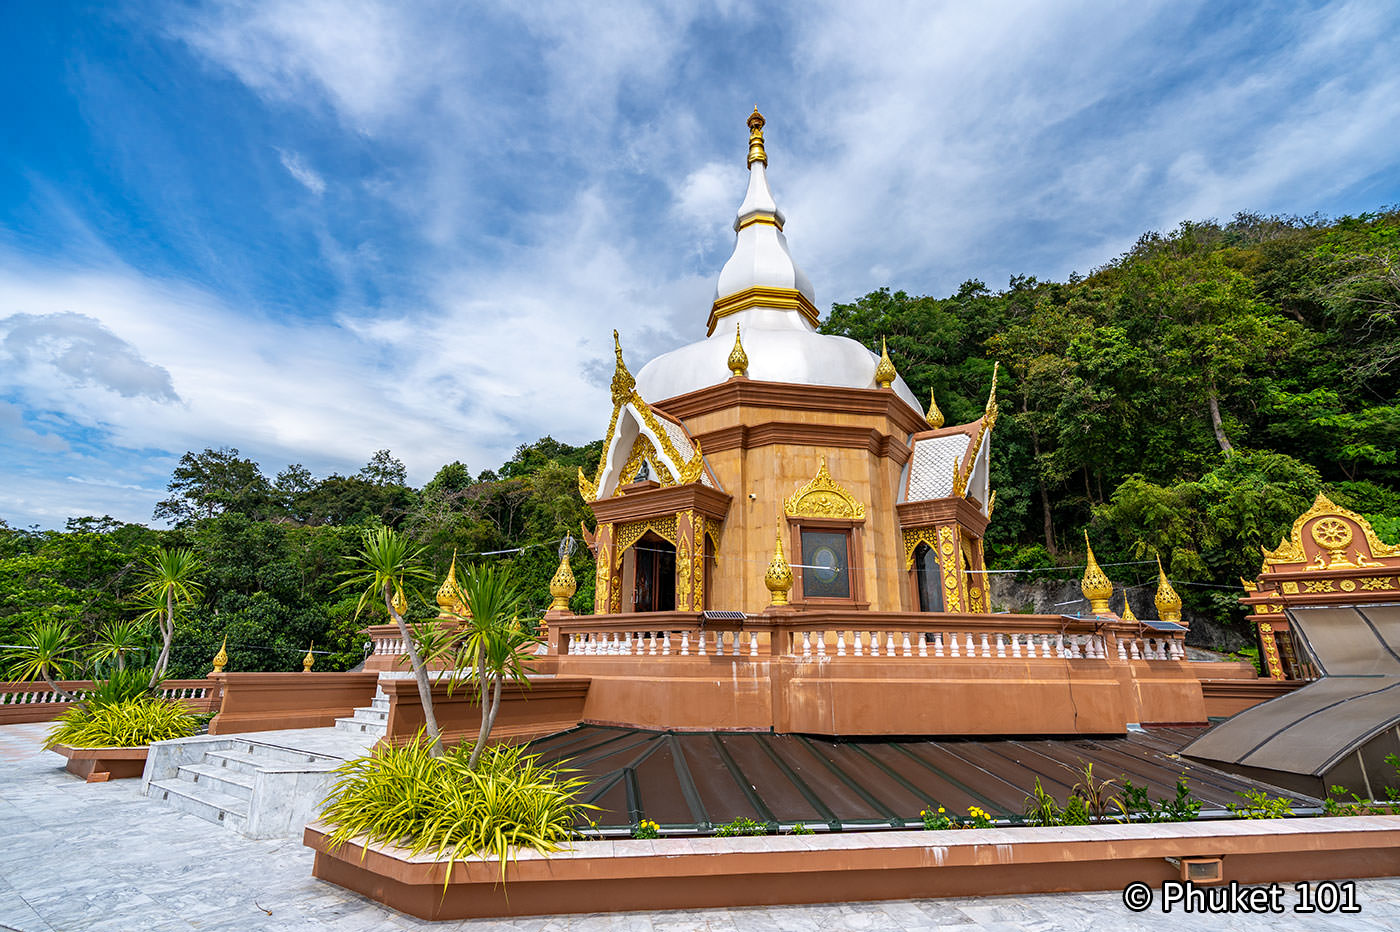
1116,638 -> 1127,661
837,631 -> 847,656
980,633 -> 990,658
645,632 -> 654,655
734,632 -> 743,657
965,633 -> 976,657
1040,634 -> 1051,658
854,631 -> 864,657
950,633 -> 960,657
918,633 -> 928,657
680,631 -> 690,655
902,632 -> 912,657
1172,640 -> 1184,660
812,631 -> 824,657
887,632 -> 897,656
996,632 -> 1006,658
802,631 -> 812,659
934,633 -> 944,657
869,631 -> 881,657
659,631 -> 669,655
698,631 -> 707,655
624,632 -> 635,654
1028,634 -> 1039,658
1011,633 -> 1022,658
751,632 -> 759,657
1129,639 -> 1141,660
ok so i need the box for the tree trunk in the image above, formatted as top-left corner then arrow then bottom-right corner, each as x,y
468,654 -> 490,770
41,670 -> 78,702
387,580 -> 444,757
1207,385 -> 1234,455
1027,413 -> 1057,555
150,591 -> 174,689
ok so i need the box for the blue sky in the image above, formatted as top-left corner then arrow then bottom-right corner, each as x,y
2,1 -> 1399,529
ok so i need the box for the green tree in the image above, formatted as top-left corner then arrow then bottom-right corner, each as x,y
4,621 -> 84,699
154,448 -> 275,525
133,547 -> 205,686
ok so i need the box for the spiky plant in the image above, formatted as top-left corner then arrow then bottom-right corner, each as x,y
133,547 -> 204,687
45,698 -> 198,749
5,621 -> 83,700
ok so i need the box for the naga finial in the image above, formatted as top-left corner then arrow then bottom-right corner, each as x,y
747,107 -> 767,168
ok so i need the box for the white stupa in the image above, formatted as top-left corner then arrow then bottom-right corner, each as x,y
635,108 -> 924,413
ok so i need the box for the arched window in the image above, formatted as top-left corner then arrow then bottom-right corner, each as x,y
914,542 -> 943,612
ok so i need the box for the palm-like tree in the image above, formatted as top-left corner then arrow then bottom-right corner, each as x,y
6,621 -> 83,700
88,619 -> 148,673
338,527 -> 443,755
453,563 -> 537,770
134,547 -> 204,688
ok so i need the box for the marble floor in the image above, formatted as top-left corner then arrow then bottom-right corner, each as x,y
2,722 -> 1398,932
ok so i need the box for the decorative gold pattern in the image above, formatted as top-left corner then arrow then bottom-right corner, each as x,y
211,636 -> 228,674
615,516 -> 679,557
728,322 -> 748,378
593,523 -> 612,615
1304,580 -> 1335,594
302,642 -> 315,673
676,526 -> 692,612
1258,623 -> 1284,679
764,526 -> 792,605
986,489 -> 996,519
1361,577 -> 1395,590
614,434 -> 677,493
548,553 -> 577,613
435,552 -> 469,618
1281,581 -> 1299,595
1340,579 -> 1357,592
1263,493 -> 1400,568
926,387 -> 944,430
902,527 -> 940,569
1154,555 -> 1183,623
938,526 -> 962,613
968,585 -> 985,614
1080,532 -> 1114,615
747,106 -> 767,168
1240,576 -> 1258,593
784,458 -> 867,520
1121,598 -> 1138,622
952,363 -> 1000,497
874,336 -> 897,390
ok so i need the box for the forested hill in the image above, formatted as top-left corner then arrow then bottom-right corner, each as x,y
821,210 -> 1399,621
2,211 -> 1397,672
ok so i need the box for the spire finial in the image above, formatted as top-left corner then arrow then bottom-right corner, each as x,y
1155,554 -> 1183,624
747,107 -> 767,168
610,329 -> 636,406
1080,531 -> 1114,615
548,540 -> 577,613
728,321 -> 749,377
874,336 -> 897,389
436,550 -> 469,618
984,361 -> 1000,429
926,386 -> 944,429
211,636 -> 228,674
1121,596 -> 1138,623
302,642 -> 315,673
764,522 -> 793,606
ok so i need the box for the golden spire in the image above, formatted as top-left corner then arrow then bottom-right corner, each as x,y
747,106 -> 767,168
1121,596 -> 1138,623
211,636 -> 228,674
1080,531 -> 1114,615
435,551 -> 469,618
610,329 -> 636,406
926,387 -> 944,429
984,361 -> 1000,430
727,321 -> 749,377
986,489 -> 996,518
548,550 -> 577,613
874,336 -> 897,389
302,642 -> 315,673
391,582 -> 408,619
764,524 -> 793,606
1155,555 -> 1183,623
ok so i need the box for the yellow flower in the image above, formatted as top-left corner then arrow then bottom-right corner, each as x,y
938,807 -> 945,813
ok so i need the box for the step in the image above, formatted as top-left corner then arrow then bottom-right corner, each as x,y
149,778 -> 248,832
176,762 -> 253,803
347,706 -> 387,724
333,716 -> 387,736
371,696 -> 390,711
210,740 -> 341,767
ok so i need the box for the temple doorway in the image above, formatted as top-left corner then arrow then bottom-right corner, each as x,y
632,532 -> 676,613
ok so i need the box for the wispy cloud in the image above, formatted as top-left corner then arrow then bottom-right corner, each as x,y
276,148 -> 326,195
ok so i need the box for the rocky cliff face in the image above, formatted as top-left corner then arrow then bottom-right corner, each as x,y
987,576 -> 1253,651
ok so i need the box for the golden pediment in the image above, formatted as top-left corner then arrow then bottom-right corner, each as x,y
784,459 -> 866,520
1262,493 -> 1400,570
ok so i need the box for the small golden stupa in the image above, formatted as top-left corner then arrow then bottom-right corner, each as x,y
1081,532 -> 1114,615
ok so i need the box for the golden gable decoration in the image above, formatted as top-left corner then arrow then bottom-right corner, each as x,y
1262,493 -> 1400,571
784,458 -> 866,520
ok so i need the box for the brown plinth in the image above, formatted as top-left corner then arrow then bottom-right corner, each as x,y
207,672 -> 378,734
381,676 -> 591,748
51,744 -> 149,783
305,816 -> 1400,921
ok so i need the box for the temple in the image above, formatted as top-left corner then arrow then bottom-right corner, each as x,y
506,109 -> 1212,737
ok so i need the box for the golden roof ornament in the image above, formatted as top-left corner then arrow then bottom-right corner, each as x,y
1155,555 -> 1183,623
1121,596 -> 1138,623
764,525 -> 793,606
984,361 -> 1000,430
926,387 -> 944,429
302,642 -> 315,672
747,106 -> 767,168
727,322 -> 749,378
874,336 -> 897,389
548,535 -> 578,613
391,582 -> 408,619
211,636 -> 228,674
435,551 -> 469,618
610,330 -> 636,407
1080,531 -> 1114,615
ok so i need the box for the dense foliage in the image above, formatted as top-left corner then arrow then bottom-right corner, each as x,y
2,211 -> 1397,662
822,210 -> 1399,625
44,697 -> 200,749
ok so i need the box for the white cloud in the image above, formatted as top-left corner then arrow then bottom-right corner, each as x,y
277,148 -> 327,195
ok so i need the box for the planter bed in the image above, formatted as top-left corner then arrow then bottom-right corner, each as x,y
50,744 -> 149,783
305,815 -> 1400,920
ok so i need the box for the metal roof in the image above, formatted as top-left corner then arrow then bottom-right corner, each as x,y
526,725 -> 1315,834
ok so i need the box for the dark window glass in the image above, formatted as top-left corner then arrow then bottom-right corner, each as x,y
633,537 -> 676,612
914,542 -> 943,612
801,530 -> 850,599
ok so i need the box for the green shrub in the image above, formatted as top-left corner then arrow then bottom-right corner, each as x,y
1228,788 -> 1294,819
44,697 -> 198,749
320,733 -> 592,884
921,806 -> 956,830
788,822 -> 814,835
83,668 -> 156,709
714,817 -> 767,837
1122,777 -> 1202,823
632,819 -> 660,839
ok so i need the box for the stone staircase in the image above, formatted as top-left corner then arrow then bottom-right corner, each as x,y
333,685 -> 389,738
142,726 -> 378,838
